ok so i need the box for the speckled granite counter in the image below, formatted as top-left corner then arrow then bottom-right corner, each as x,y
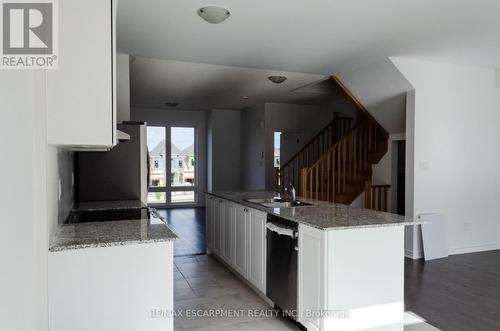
50,207 -> 177,252
73,199 -> 147,211
206,190 -> 423,230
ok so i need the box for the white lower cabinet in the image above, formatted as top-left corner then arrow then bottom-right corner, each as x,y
247,209 -> 266,293
206,194 -> 266,295
221,201 -> 235,264
213,198 -> 224,254
233,204 -> 249,276
205,195 -> 214,249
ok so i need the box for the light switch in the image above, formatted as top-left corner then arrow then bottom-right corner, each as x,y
418,161 -> 429,171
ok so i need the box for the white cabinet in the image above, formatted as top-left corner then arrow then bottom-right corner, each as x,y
49,242 -> 174,331
46,0 -> 117,148
205,194 -> 267,295
234,204 -> 249,276
205,195 -> 214,249
213,198 -> 224,254
221,201 -> 235,264
247,209 -> 266,293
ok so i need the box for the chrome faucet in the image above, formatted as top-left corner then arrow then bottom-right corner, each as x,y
286,184 -> 296,202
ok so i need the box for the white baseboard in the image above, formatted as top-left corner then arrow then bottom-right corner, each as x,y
405,249 -> 423,260
449,242 -> 500,255
405,243 -> 500,259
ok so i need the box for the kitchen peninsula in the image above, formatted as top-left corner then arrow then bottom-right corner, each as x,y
206,191 -> 423,331
48,202 -> 177,331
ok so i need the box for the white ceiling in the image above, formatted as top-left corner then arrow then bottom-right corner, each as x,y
118,0 -> 500,110
129,57 -> 336,109
117,0 -> 500,73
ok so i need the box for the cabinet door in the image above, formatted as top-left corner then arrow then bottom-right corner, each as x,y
222,201 -> 234,264
46,0 -> 116,148
234,205 -> 248,276
213,199 -> 223,255
247,208 -> 266,293
205,195 -> 214,249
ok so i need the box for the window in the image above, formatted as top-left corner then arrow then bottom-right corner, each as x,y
147,126 -> 197,205
274,132 -> 281,168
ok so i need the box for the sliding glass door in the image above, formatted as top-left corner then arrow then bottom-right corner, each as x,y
147,126 -> 197,206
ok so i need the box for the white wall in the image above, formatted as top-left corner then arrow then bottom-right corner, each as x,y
0,71 -> 49,331
207,109 -> 241,191
392,57 -> 500,255
131,107 -> 207,206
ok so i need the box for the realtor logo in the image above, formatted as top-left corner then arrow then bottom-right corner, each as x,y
1,0 -> 57,69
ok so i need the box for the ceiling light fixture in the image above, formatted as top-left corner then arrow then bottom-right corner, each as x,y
268,76 -> 287,84
240,95 -> 249,99
165,102 -> 179,107
198,6 -> 230,24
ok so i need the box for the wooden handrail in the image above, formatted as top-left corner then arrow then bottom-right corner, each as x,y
307,119 -> 367,169
280,115 -> 351,170
278,116 -> 353,194
332,76 -> 389,138
300,116 -> 388,203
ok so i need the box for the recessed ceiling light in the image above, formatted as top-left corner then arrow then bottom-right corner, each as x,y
240,95 -> 249,99
198,6 -> 230,24
268,76 -> 287,84
165,102 -> 179,107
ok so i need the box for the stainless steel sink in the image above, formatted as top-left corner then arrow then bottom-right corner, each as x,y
244,198 -> 312,208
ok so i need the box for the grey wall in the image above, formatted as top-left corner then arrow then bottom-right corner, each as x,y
131,107 -> 207,206
207,109 -> 242,191
117,53 -> 130,122
241,104 -> 266,190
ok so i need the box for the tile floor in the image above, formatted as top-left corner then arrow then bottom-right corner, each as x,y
173,254 -> 441,331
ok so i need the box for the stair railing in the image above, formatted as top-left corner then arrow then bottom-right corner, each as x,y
365,183 -> 390,212
278,116 -> 352,193
300,118 -> 387,202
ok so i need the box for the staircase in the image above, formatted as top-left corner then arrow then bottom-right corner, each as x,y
278,77 -> 390,208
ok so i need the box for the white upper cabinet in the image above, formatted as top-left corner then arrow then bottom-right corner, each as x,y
46,0 -> 116,148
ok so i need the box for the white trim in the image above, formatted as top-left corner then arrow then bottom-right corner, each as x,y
449,242 -> 500,256
405,249 -> 423,260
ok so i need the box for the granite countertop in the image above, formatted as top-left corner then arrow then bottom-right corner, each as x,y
73,199 -> 147,211
50,204 -> 177,252
206,190 -> 424,231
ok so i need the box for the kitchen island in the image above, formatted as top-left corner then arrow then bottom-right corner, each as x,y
48,202 -> 177,331
206,191 -> 423,331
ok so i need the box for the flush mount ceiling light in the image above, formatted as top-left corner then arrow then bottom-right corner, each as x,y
198,6 -> 230,24
268,76 -> 287,84
240,95 -> 249,99
165,102 -> 179,107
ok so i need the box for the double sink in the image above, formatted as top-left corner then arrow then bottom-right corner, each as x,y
244,197 -> 313,208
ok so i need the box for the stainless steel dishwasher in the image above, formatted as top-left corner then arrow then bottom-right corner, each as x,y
266,214 -> 298,318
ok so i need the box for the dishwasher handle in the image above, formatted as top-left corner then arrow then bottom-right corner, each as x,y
266,222 -> 296,238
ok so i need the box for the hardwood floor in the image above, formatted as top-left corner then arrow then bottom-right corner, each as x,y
157,207 -> 206,256
405,250 -> 500,331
